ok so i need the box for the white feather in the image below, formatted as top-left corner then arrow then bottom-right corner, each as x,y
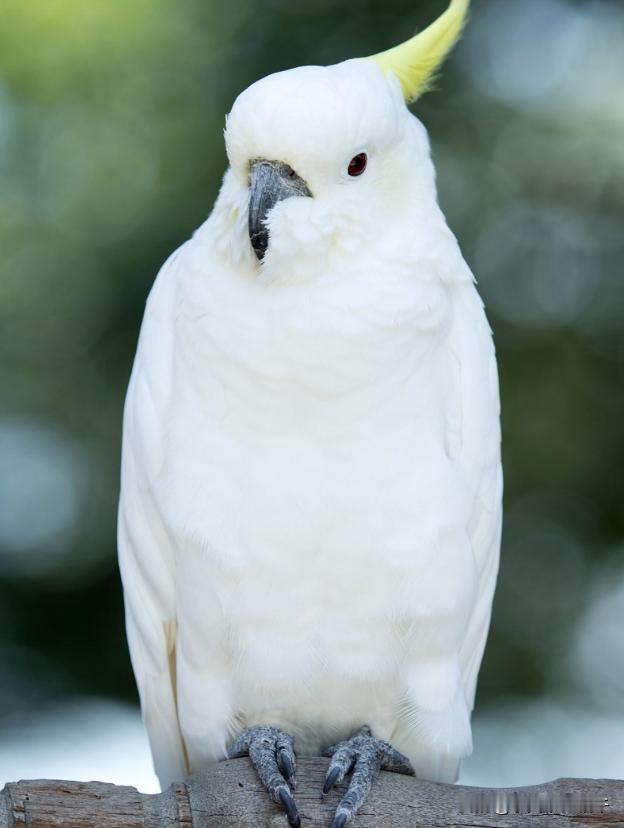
118,58 -> 501,789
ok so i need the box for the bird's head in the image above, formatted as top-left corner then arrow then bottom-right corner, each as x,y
220,0 -> 469,278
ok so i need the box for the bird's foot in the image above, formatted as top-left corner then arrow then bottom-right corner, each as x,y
228,725 -> 300,827
323,725 -> 414,828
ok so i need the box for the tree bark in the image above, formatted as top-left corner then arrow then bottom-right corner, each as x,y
1,758 -> 622,827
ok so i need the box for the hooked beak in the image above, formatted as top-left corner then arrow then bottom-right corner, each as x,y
248,160 -> 311,261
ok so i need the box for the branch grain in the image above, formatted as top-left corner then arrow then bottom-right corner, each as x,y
1,758 -> 622,827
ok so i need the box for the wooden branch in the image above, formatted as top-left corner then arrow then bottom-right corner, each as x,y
1,758 -> 622,827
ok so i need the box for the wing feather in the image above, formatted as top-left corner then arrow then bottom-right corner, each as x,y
450,282 -> 502,711
118,248 -> 189,788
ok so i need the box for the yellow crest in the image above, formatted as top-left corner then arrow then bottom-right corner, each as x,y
367,0 -> 470,103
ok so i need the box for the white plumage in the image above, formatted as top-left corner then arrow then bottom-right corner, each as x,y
118,57 -> 502,792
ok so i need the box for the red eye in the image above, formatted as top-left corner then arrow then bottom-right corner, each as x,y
347,152 -> 367,177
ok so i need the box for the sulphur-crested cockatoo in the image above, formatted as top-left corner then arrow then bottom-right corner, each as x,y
118,0 -> 502,825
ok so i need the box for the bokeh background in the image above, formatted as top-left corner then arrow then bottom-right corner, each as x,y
1,0 -> 623,791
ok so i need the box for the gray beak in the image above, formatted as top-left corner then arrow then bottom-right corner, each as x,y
248,160 -> 311,261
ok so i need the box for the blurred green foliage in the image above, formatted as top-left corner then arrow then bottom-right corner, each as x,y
1,0 -> 623,730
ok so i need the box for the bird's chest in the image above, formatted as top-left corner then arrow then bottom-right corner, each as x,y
159,276 -> 470,704
161,326 -> 455,578
163,363 -> 467,672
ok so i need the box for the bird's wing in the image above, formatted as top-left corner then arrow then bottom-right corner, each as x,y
118,247 -> 189,789
388,263 -> 502,785
449,281 -> 503,712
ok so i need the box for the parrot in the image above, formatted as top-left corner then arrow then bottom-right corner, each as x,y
117,0 -> 502,825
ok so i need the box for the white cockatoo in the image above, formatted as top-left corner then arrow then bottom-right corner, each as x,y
118,0 -> 502,825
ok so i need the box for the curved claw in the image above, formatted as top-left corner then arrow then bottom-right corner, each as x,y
323,742 -> 357,798
278,786 -> 301,828
331,812 -> 348,828
323,765 -> 342,795
277,746 -> 296,786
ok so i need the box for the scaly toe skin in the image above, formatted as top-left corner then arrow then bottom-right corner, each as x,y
324,725 -> 415,827
228,726 -> 300,827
